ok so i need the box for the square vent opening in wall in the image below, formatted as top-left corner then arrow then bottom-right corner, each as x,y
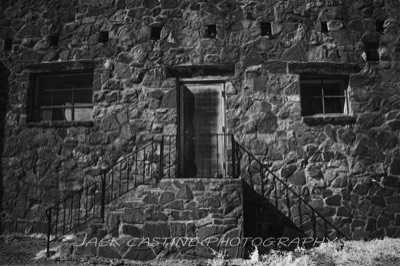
376,19 -> 385,32
206,25 -> 217,38
3,39 -> 12,51
50,35 -> 59,47
151,25 -> 162,40
99,31 -> 109,43
364,41 -> 380,61
260,22 -> 272,36
320,22 -> 329,33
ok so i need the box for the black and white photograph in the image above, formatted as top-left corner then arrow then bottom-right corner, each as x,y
1,0 -> 400,265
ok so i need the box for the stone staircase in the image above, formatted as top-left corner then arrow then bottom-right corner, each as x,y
72,179 -> 244,261
45,135 -> 348,261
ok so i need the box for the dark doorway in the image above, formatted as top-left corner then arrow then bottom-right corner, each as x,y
0,63 -> 10,234
178,81 -> 226,178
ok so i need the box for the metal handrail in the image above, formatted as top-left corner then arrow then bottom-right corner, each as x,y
45,136 -> 170,256
233,140 -> 349,240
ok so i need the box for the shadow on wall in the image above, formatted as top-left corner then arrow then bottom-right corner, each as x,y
0,63 -> 10,234
242,181 -> 307,255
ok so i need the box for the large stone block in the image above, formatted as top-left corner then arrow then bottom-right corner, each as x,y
176,184 -> 193,200
253,75 -> 268,92
143,222 -> 170,239
120,224 -> 143,237
100,116 -> 120,132
164,200 -> 184,210
74,244 -> 97,257
305,164 -> 323,179
382,176 -> 400,188
263,60 -> 287,74
98,245 -> 121,259
197,225 -> 228,241
281,164 -> 297,179
143,194 -> 158,205
365,218 -> 377,232
120,208 -> 145,224
258,112 -> 278,134
243,51 -> 264,69
159,191 -> 175,205
169,222 -> 186,237
123,244 -> 156,261
282,44 -> 308,62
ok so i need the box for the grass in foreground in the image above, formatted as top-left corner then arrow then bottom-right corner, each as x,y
209,238 -> 400,266
2,234 -> 400,265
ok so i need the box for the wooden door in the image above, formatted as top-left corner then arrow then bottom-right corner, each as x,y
179,82 -> 226,178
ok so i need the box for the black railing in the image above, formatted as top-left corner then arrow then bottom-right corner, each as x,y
45,135 -> 176,256
46,133 -> 347,256
233,140 -> 349,240
45,182 -> 101,256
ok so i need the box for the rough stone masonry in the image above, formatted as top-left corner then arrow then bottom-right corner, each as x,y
1,0 -> 400,250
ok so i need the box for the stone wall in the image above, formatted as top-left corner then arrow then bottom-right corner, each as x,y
0,0 -> 400,241
75,178 -> 243,260
0,63 -> 10,234
232,61 -> 400,240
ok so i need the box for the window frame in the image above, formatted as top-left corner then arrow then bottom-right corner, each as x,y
29,71 -> 94,122
300,74 -> 350,117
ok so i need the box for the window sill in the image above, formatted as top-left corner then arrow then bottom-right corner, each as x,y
302,115 -> 356,126
26,121 -> 94,128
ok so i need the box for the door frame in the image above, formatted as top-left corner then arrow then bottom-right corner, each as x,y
176,78 -> 228,178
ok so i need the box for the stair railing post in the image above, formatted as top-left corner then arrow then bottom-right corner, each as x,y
159,136 -> 164,182
46,209 -> 51,257
231,135 -> 236,178
101,171 -> 106,223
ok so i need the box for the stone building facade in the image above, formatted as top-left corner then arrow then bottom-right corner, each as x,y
1,0 -> 400,256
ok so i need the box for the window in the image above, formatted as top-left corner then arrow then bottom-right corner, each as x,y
300,75 -> 350,116
30,72 -> 93,122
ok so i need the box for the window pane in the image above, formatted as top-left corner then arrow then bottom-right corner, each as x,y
311,97 -> 324,115
301,82 -> 322,96
52,108 -> 66,121
37,76 -> 53,106
53,90 -> 73,106
37,76 -> 53,91
32,109 -> 42,122
325,97 -> 345,113
64,106 -> 73,121
323,81 -> 344,96
300,81 -> 322,116
38,90 -> 53,106
74,89 -> 92,104
74,73 -> 93,89
41,109 -> 52,121
74,107 -> 92,121
56,75 -> 74,90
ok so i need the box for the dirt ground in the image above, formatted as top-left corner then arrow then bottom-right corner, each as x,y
0,234 -> 78,266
